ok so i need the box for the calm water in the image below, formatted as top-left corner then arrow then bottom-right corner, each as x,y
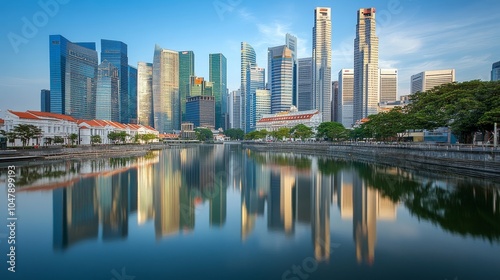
0,145 -> 499,280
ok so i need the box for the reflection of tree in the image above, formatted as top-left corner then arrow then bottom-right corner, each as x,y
355,163 -> 500,243
249,151 -> 312,170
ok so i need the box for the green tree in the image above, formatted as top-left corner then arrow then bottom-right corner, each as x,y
271,127 -> 291,141
195,128 -> 213,141
225,128 -> 245,140
91,135 -> 102,145
11,124 -> 42,147
69,133 -> 78,145
244,129 -> 268,140
291,124 -> 313,140
141,133 -> 157,143
108,131 -> 128,143
53,136 -> 65,144
362,107 -> 410,141
316,122 -> 348,141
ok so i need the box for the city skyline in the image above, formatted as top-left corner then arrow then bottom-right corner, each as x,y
1,0 -> 499,113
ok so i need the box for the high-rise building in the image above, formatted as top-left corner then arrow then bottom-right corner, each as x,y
209,53 -> 227,130
286,33 -> 298,106
492,61 -> 500,81
354,8 -> 379,123
246,66 -> 265,132
41,89 -> 50,112
268,45 -> 293,114
379,69 -> 397,103
298,57 -> 313,111
230,90 -> 241,129
101,39 -> 128,123
153,45 -> 180,133
137,62 -> 153,127
338,69 -> 354,128
190,76 -> 206,97
179,51 -> 195,122
128,65 -> 138,124
49,35 -> 98,120
185,95 -> 215,129
255,89 -> 271,122
96,60 -> 119,121
241,42 -> 257,132
410,69 -> 455,94
312,7 -> 332,122
332,81 -> 339,122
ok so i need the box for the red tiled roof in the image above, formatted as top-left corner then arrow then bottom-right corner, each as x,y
27,111 -> 76,122
80,126 -> 89,129
258,113 -> 315,123
0,118 -> 4,125
8,110 -> 40,120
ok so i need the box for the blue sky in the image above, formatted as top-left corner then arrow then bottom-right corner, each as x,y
0,0 -> 499,114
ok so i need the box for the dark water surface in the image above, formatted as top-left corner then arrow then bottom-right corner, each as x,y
0,145 -> 499,280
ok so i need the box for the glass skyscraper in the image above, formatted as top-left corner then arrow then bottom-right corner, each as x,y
128,65 -> 138,124
179,51 -> 195,123
285,34 -> 298,107
246,66 -> 265,132
491,61 -> 500,81
49,34 -> 98,120
268,45 -> 293,114
241,42 -> 256,133
101,39 -> 128,123
153,45 -> 180,133
96,60 -> 119,121
312,7 -> 332,122
40,89 -> 50,112
209,53 -> 227,130
137,62 -> 153,127
298,58 -> 313,111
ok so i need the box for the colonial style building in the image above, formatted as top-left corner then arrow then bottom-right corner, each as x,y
255,107 -> 322,132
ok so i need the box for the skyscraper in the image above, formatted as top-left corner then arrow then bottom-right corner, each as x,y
185,95 -> 215,129
246,66 -> 265,132
49,35 -> 98,120
354,8 -> 379,122
96,60 -> 119,121
101,39 -> 128,123
410,69 -> 455,94
209,53 -> 227,130
379,69 -> 397,103
492,61 -> 500,81
255,89 -> 271,122
312,7 -> 332,122
241,42 -> 256,132
153,45 -> 180,133
285,33 -> 298,107
298,57 -> 313,111
338,69 -> 354,128
268,45 -> 293,114
128,65 -> 138,124
179,51 -> 195,122
332,81 -> 339,122
137,62 -> 153,127
230,90 -> 241,129
41,89 -> 50,112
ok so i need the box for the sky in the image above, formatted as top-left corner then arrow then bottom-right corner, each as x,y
0,0 -> 499,115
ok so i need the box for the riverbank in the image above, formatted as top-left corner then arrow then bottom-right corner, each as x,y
242,142 -> 500,178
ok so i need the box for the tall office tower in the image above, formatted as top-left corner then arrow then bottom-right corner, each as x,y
255,89 -> 271,122
298,57 -> 313,111
101,39 -> 128,123
41,89 -> 50,112
354,8 -> 379,122
209,53 -> 227,130
379,69 -> 397,103
332,81 -> 339,122
153,45 -> 180,133
492,61 -> 500,81
190,76 -> 206,96
241,42 -> 257,132
137,62 -> 153,127
49,35 -> 98,119
128,65 -> 138,124
312,7 -> 332,122
268,45 -> 293,114
338,69 -> 354,128
96,60 -> 119,121
230,90 -> 241,129
285,33 -> 298,106
410,69 -> 455,94
246,66 -> 265,132
179,51 -> 195,122
185,95 -> 215,128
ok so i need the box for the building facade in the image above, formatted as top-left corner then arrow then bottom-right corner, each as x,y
153,45 -> 180,133
332,81 -> 339,122
410,69 -> 455,94
255,89 -> 271,122
492,61 -> 500,81
185,95 -> 215,129
353,8 -> 379,123
379,69 -> 398,103
312,7 -> 332,122
285,33 -> 298,107
256,108 -> 322,132
137,62 -> 153,127
101,39 -> 128,123
268,45 -> 294,114
209,53 -> 227,130
246,66 -> 265,133
41,89 -> 50,112
241,42 -> 257,133
338,69 -> 354,128
49,35 -> 98,120
298,57 -> 313,111
230,90 -> 241,129
128,65 -> 138,124
96,60 -> 119,122
179,51 -> 195,122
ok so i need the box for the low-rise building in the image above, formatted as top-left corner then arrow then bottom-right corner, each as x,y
255,107 -> 322,132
